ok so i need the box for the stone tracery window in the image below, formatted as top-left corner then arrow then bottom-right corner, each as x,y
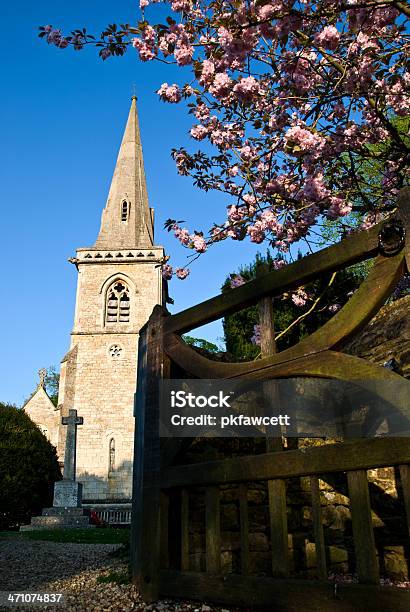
105,280 -> 130,323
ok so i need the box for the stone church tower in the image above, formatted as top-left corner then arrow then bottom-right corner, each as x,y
26,97 -> 164,503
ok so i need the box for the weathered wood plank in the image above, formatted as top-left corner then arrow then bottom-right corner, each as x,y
181,488 -> 190,571
131,305 -> 166,600
160,492 -> 169,570
161,438 -> 410,489
239,484 -> 250,575
347,470 -> 379,584
160,570 -> 410,611
268,479 -> 289,577
164,222 -> 383,335
205,486 -> 221,573
164,319 -> 407,382
310,476 -> 327,580
399,464 -> 410,537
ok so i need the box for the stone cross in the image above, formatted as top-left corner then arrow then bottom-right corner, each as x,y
38,368 -> 47,388
61,409 -> 84,481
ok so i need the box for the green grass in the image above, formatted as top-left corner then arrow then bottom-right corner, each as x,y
0,528 -> 130,544
97,568 -> 131,585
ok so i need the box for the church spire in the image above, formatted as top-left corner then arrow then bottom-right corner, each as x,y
94,96 -> 154,249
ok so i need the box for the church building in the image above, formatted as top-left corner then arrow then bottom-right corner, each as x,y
24,97 -> 165,504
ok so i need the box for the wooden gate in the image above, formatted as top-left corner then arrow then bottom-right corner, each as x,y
131,188 -> 410,610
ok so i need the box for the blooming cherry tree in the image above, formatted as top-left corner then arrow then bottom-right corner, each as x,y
40,1 -> 409,279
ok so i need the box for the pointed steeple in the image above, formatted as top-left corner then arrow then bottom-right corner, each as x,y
94,96 -> 154,248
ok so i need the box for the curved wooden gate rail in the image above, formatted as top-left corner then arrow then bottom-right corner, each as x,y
131,188 -> 410,610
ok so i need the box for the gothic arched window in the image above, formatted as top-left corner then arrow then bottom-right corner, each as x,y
109,438 -> 115,473
105,280 -> 130,324
121,200 -> 129,222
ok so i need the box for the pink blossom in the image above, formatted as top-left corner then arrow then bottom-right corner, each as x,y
230,274 -> 246,288
257,3 -> 282,21
176,267 -> 190,279
291,288 -> 308,307
260,210 -> 278,231
328,303 -> 341,313
162,264 -> 173,280
243,193 -> 257,208
199,59 -> 215,85
209,72 -> 232,98
183,84 -> 194,96
284,125 -> 325,156
217,27 -> 233,48
233,76 -> 260,102
228,205 -> 241,221
157,83 -> 182,103
171,0 -> 191,11
315,26 -> 340,50
327,196 -> 352,219
173,225 -> 191,245
194,104 -> 210,121
302,173 -> 330,202
227,165 -> 239,177
174,44 -> 194,66
239,145 -> 257,162
273,259 -> 286,270
251,324 -> 261,346
142,25 -> 156,44
132,38 -> 156,61
173,150 -> 190,175
53,1 -> 408,270
361,211 -> 383,230
192,234 -> 207,252
247,221 -> 265,243
190,124 -> 208,140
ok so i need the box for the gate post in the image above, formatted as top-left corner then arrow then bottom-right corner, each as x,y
257,266 -> 289,578
131,305 -> 167,601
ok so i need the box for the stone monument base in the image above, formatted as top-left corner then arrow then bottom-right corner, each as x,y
53,480 -> 82,507
20,507 -> 95,531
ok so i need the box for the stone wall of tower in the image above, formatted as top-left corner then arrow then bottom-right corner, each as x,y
57,249 -> 163,501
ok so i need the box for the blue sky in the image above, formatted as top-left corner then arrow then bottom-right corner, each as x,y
1,0 -> 266,405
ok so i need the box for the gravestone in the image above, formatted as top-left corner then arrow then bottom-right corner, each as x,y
21,410 -> 95,530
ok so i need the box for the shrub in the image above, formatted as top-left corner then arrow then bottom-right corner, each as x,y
0,402 -> 61,530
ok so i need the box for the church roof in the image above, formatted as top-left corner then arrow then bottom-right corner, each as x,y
94,96 -> 154,249
22,369 -> 58,413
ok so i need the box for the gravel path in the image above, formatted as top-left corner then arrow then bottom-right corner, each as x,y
0,537 -> 234,612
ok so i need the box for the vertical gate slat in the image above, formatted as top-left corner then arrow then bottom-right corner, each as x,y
239,483 -> 250,575
310,476 -> 327,579
258,288 -> 289,579
347,469 -> 379,584
268,479 -> 289,577
181,488 -> 190,571
160,492 -> 169,569
399,464 -> 410,536
206,486 -> 221,573
258,295 -> 276,356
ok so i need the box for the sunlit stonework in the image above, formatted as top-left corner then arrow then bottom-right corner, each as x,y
24,98 -> 164,504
